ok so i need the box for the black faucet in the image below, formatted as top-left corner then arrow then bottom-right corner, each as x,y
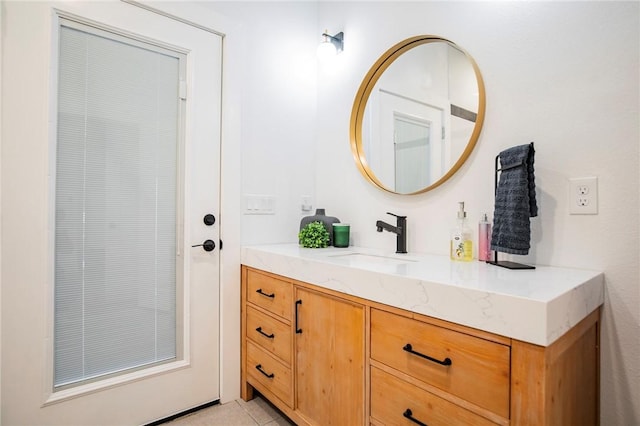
376,212 -> 407,254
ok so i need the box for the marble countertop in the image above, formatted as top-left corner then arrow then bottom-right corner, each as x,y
241,244 -> 604,346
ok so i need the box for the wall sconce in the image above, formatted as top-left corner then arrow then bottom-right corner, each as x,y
317,31 -> 344,60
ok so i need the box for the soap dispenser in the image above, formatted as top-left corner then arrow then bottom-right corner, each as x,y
478,212 -> 492,262
450,202 -> 473,261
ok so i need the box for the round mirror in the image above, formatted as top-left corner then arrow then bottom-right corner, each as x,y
350,36 -> 486,195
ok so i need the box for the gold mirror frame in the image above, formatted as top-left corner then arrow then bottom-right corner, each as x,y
349,35 -> 486,195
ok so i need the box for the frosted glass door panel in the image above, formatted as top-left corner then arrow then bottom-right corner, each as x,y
55,24 -> 182,387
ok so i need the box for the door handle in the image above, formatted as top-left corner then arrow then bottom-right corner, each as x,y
192,239 -> 216,252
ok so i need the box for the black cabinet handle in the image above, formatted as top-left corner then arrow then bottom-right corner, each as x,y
403,409 -> 428,426
256,288 -> 275,298
403,343 -> 452,366
256,326 -> 274,339
295,300 -> 302,334
255,364 -> 274,379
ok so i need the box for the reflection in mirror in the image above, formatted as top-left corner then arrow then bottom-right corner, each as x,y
394,115 -> 431,193
350,36 -> 485,194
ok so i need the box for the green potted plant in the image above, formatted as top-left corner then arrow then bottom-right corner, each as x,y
298,221 -> 330,248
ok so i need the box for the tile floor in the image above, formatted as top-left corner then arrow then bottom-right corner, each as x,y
165,395 -> 296,426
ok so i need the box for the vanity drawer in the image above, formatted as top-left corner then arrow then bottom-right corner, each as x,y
246,341 -> 293,407
246,305 -> 292,364
370,309 -> 510,418
371,366 -> 498,426
246,269 -> 292,320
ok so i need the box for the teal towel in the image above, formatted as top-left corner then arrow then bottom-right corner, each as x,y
491,143 -> 537,255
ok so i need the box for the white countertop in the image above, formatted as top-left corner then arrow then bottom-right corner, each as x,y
241,244 -> 604,346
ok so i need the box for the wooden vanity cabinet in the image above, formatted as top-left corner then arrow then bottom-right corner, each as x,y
295,287 -> 365,426
510,308 -> 601,425
241,266 -> 600,426
242,268 -> 294,407
368,306 -> 600,426
241,266 -> 365,426
370,367 -> 498,426
370,308 -> 511,423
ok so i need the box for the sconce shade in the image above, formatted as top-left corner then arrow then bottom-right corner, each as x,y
317,40 -> 337,59
317,31 -> 344,60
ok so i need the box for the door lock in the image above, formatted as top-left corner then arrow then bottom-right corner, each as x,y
203,214 -> 216,226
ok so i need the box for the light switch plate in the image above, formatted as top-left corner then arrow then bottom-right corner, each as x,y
243,194 -> 275,215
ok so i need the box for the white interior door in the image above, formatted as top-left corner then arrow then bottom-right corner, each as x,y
369,89 -> 445,191
1,2 -> 221,424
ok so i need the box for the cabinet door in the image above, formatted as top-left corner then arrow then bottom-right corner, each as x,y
295,287 -> 365,426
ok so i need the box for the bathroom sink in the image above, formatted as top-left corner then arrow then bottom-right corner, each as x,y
328,252 -> 418,266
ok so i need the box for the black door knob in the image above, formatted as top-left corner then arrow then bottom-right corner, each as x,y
192,239 -> 216,252
203,214 -> 216,226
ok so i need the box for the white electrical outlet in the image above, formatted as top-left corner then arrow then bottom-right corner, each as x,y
569,177 -> 598,215
301,196 -> 313,213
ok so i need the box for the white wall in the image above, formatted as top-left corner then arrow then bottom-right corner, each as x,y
0,2 -> 3,418
207,2 -> 318,246
313,2 -> 638,424
211,1 -> 639,424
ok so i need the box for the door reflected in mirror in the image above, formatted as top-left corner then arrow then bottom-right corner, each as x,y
350,36 -> 485,194
394,114 -> 432,193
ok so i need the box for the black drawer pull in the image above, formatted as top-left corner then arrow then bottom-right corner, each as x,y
403,343 -> 452,366
256,288 -> 275,298
256,326 -> 274,339
255,364 -> 274,379
403,409 -> 428,426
